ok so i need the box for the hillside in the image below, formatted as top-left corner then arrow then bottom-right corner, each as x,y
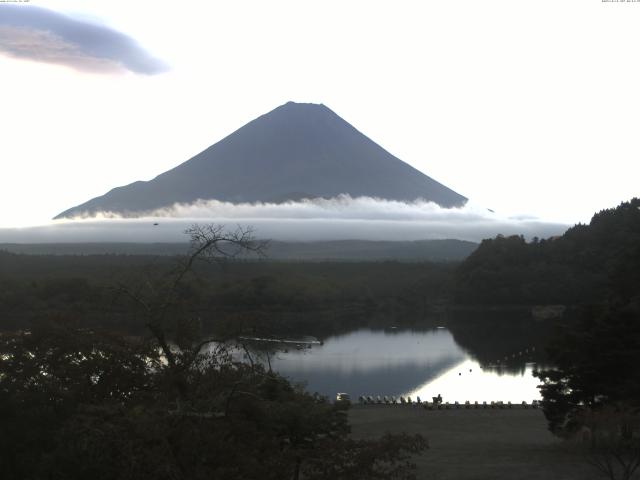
454,198 -> 640,305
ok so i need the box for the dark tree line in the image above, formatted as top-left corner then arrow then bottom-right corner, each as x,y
454,198 -> 640,306
0,250 -> 454,335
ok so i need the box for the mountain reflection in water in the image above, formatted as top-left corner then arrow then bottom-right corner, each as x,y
264,328 -> 542,401
406,359 -> 541,403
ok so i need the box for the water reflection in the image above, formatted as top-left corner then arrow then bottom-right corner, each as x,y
406,359 -> 541,403
446,310 -> 552,374
260,328 -> 541,401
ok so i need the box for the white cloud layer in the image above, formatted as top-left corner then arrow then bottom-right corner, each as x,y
1,197 -> 568,243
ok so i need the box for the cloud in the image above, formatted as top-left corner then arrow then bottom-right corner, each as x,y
1,196 -> 569,243
0,5 -> 168,74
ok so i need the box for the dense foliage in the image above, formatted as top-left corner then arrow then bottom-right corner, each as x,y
454,198 -> 640,306
535,300 -> 640,436
0,321 -> 426,479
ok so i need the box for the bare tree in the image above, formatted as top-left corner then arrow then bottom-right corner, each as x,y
117,223 -> 268,410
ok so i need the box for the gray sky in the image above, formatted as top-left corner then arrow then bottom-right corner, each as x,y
1,0 -> 638,232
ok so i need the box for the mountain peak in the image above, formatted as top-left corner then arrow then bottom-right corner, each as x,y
282,100 -> 325,108
54,103 -> 467,219
270,101 -> 333,118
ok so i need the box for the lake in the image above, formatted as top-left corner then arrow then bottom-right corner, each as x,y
258,328 -> 542,403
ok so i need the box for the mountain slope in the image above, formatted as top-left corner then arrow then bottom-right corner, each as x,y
55,102 -> 467,219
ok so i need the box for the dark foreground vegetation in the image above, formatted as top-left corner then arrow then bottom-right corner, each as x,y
0,322 -> 427,479
0,225 -> 427,479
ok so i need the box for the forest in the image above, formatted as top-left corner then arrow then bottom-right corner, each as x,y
454,198 -> 640,306
0,250 -> 454,335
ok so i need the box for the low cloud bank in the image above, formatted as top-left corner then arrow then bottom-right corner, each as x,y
0,5 -> 168,74
3,197 -> 568,243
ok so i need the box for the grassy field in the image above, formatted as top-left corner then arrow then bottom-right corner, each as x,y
349,405 -> 600,480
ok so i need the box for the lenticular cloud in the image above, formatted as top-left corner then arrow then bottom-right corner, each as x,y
0,5 -> 168,74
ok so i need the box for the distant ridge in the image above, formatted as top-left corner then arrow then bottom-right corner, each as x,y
0,239 -> 478,262
55,102 -> 466,219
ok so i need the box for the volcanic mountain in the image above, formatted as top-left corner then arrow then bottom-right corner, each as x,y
55,102 -> 467,219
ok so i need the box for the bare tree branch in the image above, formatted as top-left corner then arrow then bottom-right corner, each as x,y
114,223 -> 270,411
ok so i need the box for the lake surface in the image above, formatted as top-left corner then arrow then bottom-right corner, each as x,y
261,328 -> 542,403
